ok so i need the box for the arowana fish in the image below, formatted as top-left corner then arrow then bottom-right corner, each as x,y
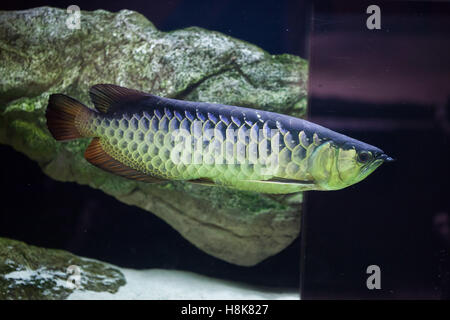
45,84 -> 393,194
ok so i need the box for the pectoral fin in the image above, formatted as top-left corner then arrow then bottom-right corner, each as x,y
242,178 -> 316,191
265,177 -> 315,185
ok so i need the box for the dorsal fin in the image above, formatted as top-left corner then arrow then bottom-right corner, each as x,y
89,84 -> 149,113
84,137 -> 166,183
265,177 -> 315,184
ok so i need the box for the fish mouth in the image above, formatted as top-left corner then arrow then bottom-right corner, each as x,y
378,154 -> 395,162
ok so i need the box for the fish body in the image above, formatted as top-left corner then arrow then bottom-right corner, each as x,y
46,84 -> 392,194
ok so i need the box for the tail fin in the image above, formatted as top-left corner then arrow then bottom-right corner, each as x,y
46,94 -> 92,141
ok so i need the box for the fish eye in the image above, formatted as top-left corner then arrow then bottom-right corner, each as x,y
357,151 -> 372,164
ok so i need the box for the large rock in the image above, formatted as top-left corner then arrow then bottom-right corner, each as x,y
0,237 -> 125,300
0,7 -> 308,266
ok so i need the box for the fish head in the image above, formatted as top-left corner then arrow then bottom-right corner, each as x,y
308,140 -> 393,190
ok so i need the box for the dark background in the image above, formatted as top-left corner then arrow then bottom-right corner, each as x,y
0,0 -> 312,289
303,1 -> 450,299
1,0 -> 449,299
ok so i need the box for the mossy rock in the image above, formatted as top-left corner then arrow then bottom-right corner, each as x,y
0,237 -> 125,300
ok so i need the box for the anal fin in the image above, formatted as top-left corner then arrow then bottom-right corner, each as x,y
84,138 -> 165,183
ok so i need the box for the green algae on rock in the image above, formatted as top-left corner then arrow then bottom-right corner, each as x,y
0,237 -> 125,300
0,7 -> 308,266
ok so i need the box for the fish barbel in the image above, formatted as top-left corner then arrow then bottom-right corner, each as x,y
46,84 -> 392,194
